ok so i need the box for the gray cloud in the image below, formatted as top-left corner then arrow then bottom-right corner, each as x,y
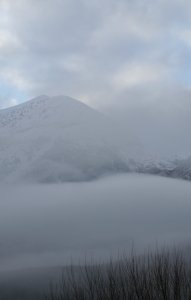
0,0 -> 190,100
105,86 -> 191,157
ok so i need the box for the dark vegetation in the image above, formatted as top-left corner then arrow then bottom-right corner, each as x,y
46,249 -> 191,300
1,249 -> 191,299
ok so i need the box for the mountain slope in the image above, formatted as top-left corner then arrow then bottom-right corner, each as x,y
0,95 -> 134,183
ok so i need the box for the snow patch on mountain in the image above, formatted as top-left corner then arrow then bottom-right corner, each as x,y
0,95 -> 137,183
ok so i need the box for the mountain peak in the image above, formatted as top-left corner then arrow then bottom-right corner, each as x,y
0,94 -> 131,183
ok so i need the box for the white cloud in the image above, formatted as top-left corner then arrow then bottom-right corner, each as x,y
112,63 -> 169,90
89,6 -> 157,50
1,69 -> 33,90
0,30 -> 23,53
178,29 -> 191,47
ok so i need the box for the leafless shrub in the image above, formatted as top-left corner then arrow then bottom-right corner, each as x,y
45,249 -> 191,300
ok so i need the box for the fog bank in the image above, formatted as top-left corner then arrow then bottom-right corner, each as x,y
0,174 -> 191,272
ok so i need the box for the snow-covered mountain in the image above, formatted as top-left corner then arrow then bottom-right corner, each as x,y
0,95 -> 136,183
135,156 -> 191,181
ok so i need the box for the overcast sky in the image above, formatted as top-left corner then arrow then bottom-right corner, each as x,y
1,0 -> 191,156
0,0 -> 191,105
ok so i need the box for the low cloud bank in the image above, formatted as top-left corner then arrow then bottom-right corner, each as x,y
0,174 -> 191,272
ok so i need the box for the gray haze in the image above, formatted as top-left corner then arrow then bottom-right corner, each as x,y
106,86 -> 191,158
1,174 -> 191,272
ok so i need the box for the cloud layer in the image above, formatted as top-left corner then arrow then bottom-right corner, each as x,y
0,0 -> 191,104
